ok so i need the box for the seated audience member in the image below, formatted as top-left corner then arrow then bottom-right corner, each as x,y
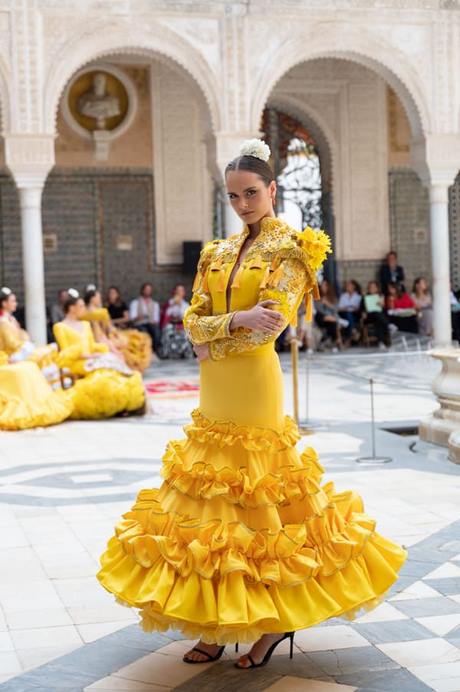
379,251 -> 405,296
129,282 -> 162,355
338,279 -> 362,343
362,281 -> 390,348
161,284 -> 190,328
412,277 -> 433,337
106,286 -> 130,328
315,280 -> 343,351
385,282 -> 418,334
50,289 -> 69,325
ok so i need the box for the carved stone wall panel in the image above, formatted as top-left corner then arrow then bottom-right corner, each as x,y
248,18 -> 432,138
151,62 -> 212,265
41,13 -> 221,135
158,17 -> 220,77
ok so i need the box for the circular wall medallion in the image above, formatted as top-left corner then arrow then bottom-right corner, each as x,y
62,62 -> 138,141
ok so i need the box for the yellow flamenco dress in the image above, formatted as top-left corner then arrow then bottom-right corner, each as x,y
0,357 -> 72,431
0,315 -> 72,430
97,217 -> 407,644
83,307 -> 152,373
0,313 -> 61,389
53,320 -> 145,419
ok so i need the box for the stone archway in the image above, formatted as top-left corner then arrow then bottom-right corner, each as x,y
40,26 -> 220,307
251,25 -> 428,141
43,18 -> 221,137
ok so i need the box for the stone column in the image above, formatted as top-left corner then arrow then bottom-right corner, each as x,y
411,138 -> 460,456
429,182 -> 452,347
17,179 -> 48,344
5,135 -> 55,346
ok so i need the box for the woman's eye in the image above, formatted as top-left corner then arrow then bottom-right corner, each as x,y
246,189 -> 256,197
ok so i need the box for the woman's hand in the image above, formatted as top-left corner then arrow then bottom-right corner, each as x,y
231,300 -> 284,334
193,343 -> 210,362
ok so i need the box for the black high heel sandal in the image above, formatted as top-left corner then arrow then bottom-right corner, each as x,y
183,644 -> 225,664
234,631 -> 294,669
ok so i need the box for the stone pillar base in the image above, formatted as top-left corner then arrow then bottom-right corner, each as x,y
447,431 -> 460,465
419,347 -> 460,451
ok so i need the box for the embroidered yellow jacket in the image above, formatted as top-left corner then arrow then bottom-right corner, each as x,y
183,216 -> 331,360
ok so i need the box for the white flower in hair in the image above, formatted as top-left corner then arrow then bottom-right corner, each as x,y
240,138 -> 271,162
0,286 -> 11,295
68,288 -> 79,298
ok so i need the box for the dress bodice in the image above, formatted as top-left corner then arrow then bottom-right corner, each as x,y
183,217 -> 331,360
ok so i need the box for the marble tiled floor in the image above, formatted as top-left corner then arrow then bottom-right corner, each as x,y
0,349 -> 459,692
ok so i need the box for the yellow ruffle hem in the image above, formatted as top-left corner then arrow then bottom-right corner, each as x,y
0,361 -> 72,431
97,408 -> 407,644
62,369 -> 145,420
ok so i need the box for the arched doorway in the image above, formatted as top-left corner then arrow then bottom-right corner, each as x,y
41,37 -> 217,309
257,54 -> 427,292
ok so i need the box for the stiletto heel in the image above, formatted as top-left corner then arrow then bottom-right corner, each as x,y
183,644 -> 225,664
235,642 -> 239,652
234,632 -> 295,669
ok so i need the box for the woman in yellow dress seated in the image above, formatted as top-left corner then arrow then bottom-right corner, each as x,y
53,290 -> 146,419
97,140 -> 406,668
0,287 -> 72,430
0,287 -> 61,388
83,286 -> 152,373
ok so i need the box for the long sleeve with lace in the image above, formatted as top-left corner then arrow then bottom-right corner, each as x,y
209,257 -> 307,360
183,241 -> 236,345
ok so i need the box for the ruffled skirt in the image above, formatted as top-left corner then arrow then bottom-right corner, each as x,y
0,361 -> 72,430
97,345 -> 406,643
64,369 -> 145,419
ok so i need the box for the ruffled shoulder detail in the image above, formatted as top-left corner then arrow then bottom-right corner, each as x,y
296,226 -> 332,273
272,226 -> 331,280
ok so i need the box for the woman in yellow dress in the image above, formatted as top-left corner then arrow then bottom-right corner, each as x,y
0,287 -> 72,430
97,140 -> 406,668
84,287 -> 152,373
53,290 -> 146,419
0,287 -> 61,388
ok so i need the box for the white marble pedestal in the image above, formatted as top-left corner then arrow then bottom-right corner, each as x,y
419,348 -> 460,461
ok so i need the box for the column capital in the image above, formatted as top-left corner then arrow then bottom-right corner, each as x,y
410,134 -> 460,188
4,134 -> 56,188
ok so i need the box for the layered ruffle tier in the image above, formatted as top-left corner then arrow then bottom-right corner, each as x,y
62,370 -> 145,419
97,409 -> 407,644
0,362 -> 72,431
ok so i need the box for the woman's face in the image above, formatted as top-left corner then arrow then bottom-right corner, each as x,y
418,278 -> 427,292
346,281 -> 355,293
107,288 -> 118,304
320,280 -> 329,297
175,285 -> 186,299
72,298 -> 86,319
368,282 -> 377,295
2,293 -> 17,313
226,170 -> 275,224
388,285 -> 397,296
